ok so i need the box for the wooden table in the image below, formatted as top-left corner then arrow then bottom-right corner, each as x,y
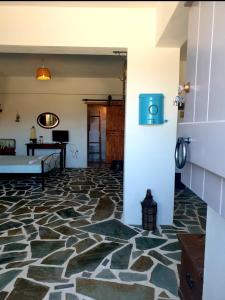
26,143 -> 67,168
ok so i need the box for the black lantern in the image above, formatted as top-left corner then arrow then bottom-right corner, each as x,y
141,189 -> 157,231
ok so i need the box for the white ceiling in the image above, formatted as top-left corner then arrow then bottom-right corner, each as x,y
0,1 -> 156,8
0,53 -> 126,78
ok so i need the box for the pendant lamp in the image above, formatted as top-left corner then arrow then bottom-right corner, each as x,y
36,63 -> 51,80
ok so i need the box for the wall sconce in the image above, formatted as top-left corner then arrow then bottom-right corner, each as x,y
174,82 -> 190,107
15,112 -> 20,122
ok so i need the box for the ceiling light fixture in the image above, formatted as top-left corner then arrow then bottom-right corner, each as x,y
36,62 -> 51,80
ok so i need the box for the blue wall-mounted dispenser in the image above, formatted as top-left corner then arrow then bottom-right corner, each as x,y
139,93 -> 166,125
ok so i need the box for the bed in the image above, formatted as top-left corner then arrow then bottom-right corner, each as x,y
0,139 -> 61,190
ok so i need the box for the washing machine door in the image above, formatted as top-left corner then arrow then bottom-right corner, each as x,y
175,137 -> 191,169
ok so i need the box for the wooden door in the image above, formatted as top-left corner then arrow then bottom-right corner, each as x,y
106,104 -> 124,163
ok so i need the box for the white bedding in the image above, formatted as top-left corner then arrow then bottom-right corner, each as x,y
0,155 -> 52,173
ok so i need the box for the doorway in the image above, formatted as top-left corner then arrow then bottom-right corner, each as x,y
87,101 -> 125,168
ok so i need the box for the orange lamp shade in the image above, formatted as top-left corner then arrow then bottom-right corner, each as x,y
36,67 -> 51,80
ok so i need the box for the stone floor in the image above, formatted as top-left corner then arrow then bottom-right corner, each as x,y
0,168 -> 207,300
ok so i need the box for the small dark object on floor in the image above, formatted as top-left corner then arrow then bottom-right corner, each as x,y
141,189 -> 157,231
175,173 -> 185,189
110,160 -> 123,171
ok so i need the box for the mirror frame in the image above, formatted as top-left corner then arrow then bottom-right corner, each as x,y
37,112 -> 60,129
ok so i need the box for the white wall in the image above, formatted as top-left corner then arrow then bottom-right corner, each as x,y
203,207 -> 225,300
0,76 -> 122,167
0,4 -> 180,225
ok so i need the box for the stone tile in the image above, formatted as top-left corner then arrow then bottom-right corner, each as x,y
57,207 -> 81,219
76,278 -> 155,300
135,237 -> 167,250
49,292 -> 62,300
31,240 -> 65,258
132,250 -> 144,260
42,249 -> 74,265
69,219 -> 90,228
27,265 -> 65,283
3,243 -> 27,252
74,238 -> 96,254
158,291 -> 170,298
65,293 -> 79,300
54,225 -> 80,236
81,219 -> 138,240
81,272 -> 92,278
148,250 -> 172,266
39,226 -> 60,239
165,252 -> 181,262
66,242 -> 120,277
96,269 -> 116,279
110,244 -> 132,269
91,196 -> 115,221
0,221 -> 22,232
150,264 -> 178,296
6,260 -> 36,269
0,269 -> 22,291
130,255 -> 153,272
24,224 -> 36,234
66,236 -> 79,247
0,235 -> 25,245
12,279 -> 47,300
119,272 -> 148,282
55,283 -> 74,290
0,251 -> 27,265
7,228 -> 23,236
0,291 -> 8,300
160,242 -> 181,252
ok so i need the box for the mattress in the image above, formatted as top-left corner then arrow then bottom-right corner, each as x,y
0,155 -> 51,173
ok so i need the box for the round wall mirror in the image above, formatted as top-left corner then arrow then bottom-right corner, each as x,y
37,112 -> 59,129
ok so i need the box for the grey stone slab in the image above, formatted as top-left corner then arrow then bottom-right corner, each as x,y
187,226 -> 203,234
27,265 -> 65,283
0,235 -> 25,246
165,252 -> 181,262
150,263 -> 178,296
80,219 -> 138,240
0,291 -> 8,300
81,272 -> 92,278
3,243 -> 27,252
0,221 -> 22,232
148,250 -> 172,266
55,283 -> 74,290
130,255 -> 153,272
6,278 -> 49,300
31,240 -> 65,258
0,269 -> 21,291
54,225 -> 80,236
24,224 -> 36,234
7,228 -> 23,236
69,219 -> 90,228
49,292 -> 62,300
66,236 -> 79,247
132,250 -> 144,260
65,294 -> 79,300
6,260 -> 36,269
119,272 -> 148,282
39,226 -> 60,239
74,238 -> 96,254
160,242 -> 181,252
65,242 -> 120,277
135,237 -> 167,250
42,249 -> 74,265
96,269 -> 116,279
76,278 -> 155,300
111,244 -> 132,269
57,207 -> 81,219
91,196 -> 115,221
0,251 -> 27,265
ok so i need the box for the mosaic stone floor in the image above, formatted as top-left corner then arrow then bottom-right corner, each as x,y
0,168 -> 207,300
